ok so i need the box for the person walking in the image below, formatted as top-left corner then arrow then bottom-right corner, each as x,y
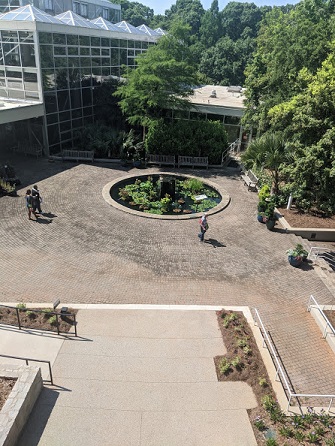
198,212 -> 208,242
31,184 -> 42,214
26,189 -> 37,220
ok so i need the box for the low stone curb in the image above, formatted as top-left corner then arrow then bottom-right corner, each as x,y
0,365 -> 42,446
102,171 -> 230,220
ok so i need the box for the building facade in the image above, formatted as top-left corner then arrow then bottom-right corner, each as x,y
0,0 -> 121,22
0,5 -> 160,156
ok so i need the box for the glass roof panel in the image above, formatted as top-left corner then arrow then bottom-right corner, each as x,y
55,11 -> 100,28
154,28 -> 167,35
115,21 -> 146,35
137,24 -> 159,36
0,5 -> 63,23
91,17 -> 126,32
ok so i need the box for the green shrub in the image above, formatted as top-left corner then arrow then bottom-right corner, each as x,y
259,377 -> 268,388
218,358 -> 231,375
42,308 -> 53,318
279,426 -> 293,438
16,303 -> 26,309
254,415 -> 266,431
237,338 -> 248,348
48,315 -> 57,325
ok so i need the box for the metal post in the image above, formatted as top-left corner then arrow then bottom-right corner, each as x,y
48,362 -> 54,385
73,313 -> 77,337
287,194 -> 293,210
16,307 -> 21,330
328,398 -> 333,413
55,313 -> 60,336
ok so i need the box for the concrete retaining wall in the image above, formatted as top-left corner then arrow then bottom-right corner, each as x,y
309,305 -> 335,355
0,365 -> 43,446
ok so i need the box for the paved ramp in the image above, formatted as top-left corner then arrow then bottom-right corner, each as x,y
17,309 -> 257,446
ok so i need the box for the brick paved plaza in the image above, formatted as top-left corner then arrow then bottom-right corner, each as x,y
1,155 -> 335,402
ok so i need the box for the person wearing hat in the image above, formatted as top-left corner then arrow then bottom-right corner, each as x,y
198,212 -> 208,242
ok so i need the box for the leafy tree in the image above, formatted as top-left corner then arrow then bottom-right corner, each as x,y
115,23 -> 198,129
165,0 -> 205,35
199,35 -> 255,85
241,132 -> 290,195
114,0 -> 154,26
268,51 -> 335,213
221,2 -> 262,41
199,0 -> 222,47
243,0 -> 333,131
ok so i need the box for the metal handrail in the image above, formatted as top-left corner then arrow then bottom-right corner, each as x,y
0,354 -> 53,385
221,139 -> 240,165
308,294 -> 335,339
252,307 -> 335,412
0,304 -> 77,336
308,246 -> 335,263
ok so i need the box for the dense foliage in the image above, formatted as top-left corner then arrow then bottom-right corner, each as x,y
145,119 -> 227,164
118,176 -> 220,214
112,0 -> 335,213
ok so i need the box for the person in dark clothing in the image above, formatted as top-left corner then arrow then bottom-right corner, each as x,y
31,184 -> 42,214
26,189 -> 37,220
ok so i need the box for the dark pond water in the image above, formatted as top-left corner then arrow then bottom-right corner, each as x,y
110,174 -> 222,215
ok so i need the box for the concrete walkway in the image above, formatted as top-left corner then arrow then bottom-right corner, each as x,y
0,155 -> 335,405
9,309 -> 257,446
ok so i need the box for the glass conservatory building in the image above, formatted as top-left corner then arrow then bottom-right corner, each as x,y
0,5 -> 161,155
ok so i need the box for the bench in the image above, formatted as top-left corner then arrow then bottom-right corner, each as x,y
178,156 -> 208,169
146,154 -> 175,167
62,150 -> 94,162
17,142 -> 43,158
241,169 -> 259,191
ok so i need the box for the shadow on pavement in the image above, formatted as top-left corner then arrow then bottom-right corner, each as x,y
17,387 -> 62,446
204,238 -> 226,248
40,212 -> 57,219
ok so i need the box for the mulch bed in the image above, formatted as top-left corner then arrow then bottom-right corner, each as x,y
0,305 -> 77,333
323,310 -> 335,332
215,310 -> 335,445
0,377 -> 17,411
277,207 -> 335,229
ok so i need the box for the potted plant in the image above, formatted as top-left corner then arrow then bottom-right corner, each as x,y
257,185 -> 271,223
286,243 -> 308,267
264,202 -> 277,230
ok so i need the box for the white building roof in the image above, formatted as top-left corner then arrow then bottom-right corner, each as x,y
137,24 -> 160,36
0,5 -> 64,24
55,11 -> 101,28
115,21 -> 147,35
188,85 -> 246,117
91,17 -> 126,32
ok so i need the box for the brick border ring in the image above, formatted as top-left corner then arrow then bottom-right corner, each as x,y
102,172 -> 231,220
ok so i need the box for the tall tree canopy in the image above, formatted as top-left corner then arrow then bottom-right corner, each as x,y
115,23 -> 198,128
114,0 -> 154,26
243,0 -> 333,131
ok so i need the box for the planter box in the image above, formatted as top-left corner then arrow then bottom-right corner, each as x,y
0,365 -> 43,446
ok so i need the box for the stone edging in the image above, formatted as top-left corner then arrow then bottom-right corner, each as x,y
102,171 -> 230,220
0,365 -> 42,446
309,305 -> 335,355
276,211 -> 335,242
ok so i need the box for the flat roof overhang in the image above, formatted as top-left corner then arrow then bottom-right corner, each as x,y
0,101 -> 44,125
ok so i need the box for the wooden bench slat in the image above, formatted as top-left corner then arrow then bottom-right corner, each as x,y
178,156 -> 208,169
147,154 -> 175,167
241,169 -> 259,191
62,150 -> 94,162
